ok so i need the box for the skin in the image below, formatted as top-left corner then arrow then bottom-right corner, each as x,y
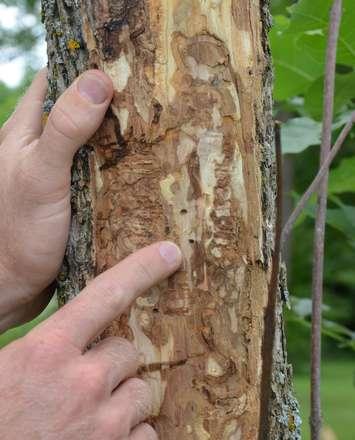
0,69 -> 182,439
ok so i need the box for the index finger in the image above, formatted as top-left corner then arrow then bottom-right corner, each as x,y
36,242 -> 182,350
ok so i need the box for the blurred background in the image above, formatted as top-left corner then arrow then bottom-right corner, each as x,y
0,1 -> 354,438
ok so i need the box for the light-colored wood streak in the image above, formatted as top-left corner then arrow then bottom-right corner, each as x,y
82,1 -> 268,438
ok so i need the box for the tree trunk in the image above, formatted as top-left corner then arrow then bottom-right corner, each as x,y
42,1 -> 301,438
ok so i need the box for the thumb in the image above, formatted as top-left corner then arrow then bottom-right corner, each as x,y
35,70 -> 113,169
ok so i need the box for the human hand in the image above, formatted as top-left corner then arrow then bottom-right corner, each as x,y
0,242 -> 182,439
0,69 -> 113,331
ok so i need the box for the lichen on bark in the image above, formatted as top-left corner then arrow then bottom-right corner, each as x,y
42,0 -> 94,303
42,0 -> 301,438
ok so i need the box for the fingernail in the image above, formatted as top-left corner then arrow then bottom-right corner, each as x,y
159,242 -> 182,267
77,73 -> 110,104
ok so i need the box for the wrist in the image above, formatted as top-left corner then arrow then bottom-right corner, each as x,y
0,259 -> 20,320
0,264 -> 17,333
0,258 -> 56,334
0,257 -> 31,322
0,251 -> 38,302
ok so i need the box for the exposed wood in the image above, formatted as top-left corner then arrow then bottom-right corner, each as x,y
42,1 -> 301,438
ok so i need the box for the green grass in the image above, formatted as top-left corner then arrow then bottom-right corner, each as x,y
294,360 -> 355,440
0,299 -> 58,349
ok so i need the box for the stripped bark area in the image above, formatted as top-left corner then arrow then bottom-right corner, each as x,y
42,0 -> 301,438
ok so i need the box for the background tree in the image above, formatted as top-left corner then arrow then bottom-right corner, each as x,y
273,0 -> 355,354
0,0 -> 42,63
0,0 -> 44,120
272,1 -> 355,439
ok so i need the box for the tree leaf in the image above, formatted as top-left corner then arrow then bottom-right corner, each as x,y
304,73 -> 355,120
286,0 -> 333,33
270,28 -> 324,101
328,157 -> 355,194
271,0 -> 355,101
291,297 -> 330,318
281,117 -> 321,153
299,196 -> 355,247
287,0 -> 355,66
325,205 -> 355,245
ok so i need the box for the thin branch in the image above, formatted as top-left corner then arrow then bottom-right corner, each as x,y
258,122 -> 283,440
281,113 -> 354,247
311,1 -> 342,439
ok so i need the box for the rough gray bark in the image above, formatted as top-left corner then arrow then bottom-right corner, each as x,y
42,1 -> 301,438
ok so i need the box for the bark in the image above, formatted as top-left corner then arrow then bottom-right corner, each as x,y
42,1 -> 301,438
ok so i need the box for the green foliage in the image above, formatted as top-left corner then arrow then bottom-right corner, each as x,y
305,72 -> 355,120
271,0 -> 296,16
288,297 -> 355,351
0,0 -> 42,63
325,203 -> 355,249
271,0 -> 355,374
0,299 -> 58,349
287,146 -> 355,369
281,113 -> 353,153
0,68 -> 35,125
328,157 -> 355,194
271,0 -> 355,117
281,117 -> 321,153
0,27 -> 38,57
288,0 -> 355,66
270,16 -> 324,101
1,0 -> 38,13
0,81 -> 23,125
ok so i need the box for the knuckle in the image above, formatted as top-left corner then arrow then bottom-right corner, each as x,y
111,337 -> 139,358
103,336 -> 140,363
48,103 -> 82,143
133,257 -> 155,286
140,423 -> 159,440
96,337 -> 140,384
127,378 -> 153,418
98,412 -> 122,440
74,362 -> 106,397
23,332 -> 65,364
127,377 -> 150,395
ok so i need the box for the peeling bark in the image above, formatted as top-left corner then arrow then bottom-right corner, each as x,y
42,1 -> 301,438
